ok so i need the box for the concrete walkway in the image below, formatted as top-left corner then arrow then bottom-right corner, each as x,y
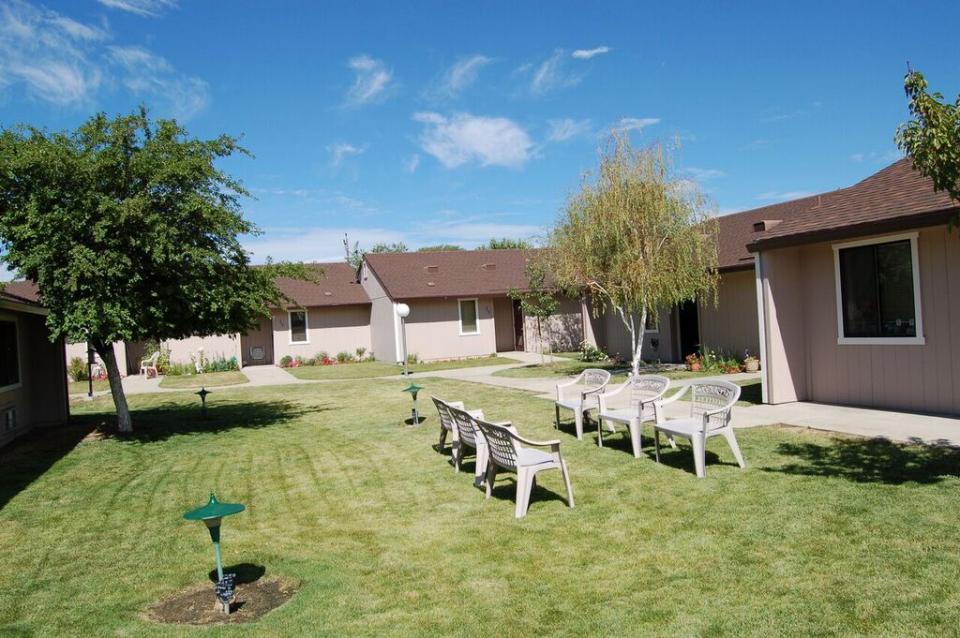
74,351 -> 959,446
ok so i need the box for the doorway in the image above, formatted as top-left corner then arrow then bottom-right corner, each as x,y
240,315 -> 274,366
677,300 -> 700,359
512,299 -> 525,351
493,297 -> 516,352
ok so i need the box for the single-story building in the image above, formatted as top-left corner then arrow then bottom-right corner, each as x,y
0,281 -> 69,447
750,158 -> 960,415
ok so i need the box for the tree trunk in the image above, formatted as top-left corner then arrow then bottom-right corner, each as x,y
537,316 -> 544,365
631,307 -> 647,377
96,342 -> 133,433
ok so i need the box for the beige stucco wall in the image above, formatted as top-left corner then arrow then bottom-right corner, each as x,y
164,334 -> 242,366
596,306 -> 675,363
1,309 -> 68,447
271,305 -> 371,362
65,341 -> 128,378
699,268 -> 761,359
524,297 -> 584,354
761,225 -> 960,414
404,296 -> 497,362
361,263 -> 400,362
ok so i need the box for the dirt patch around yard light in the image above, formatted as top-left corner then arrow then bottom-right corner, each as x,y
145,573 -> 298,626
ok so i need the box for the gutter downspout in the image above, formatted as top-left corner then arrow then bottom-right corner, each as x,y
753,252 -> 769,404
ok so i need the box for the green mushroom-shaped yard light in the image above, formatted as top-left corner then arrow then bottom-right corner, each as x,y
184,493 -> 245,613
402,383 -> 424,426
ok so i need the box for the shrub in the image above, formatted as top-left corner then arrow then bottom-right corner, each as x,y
406,352 -> 419,365
68,356 -> 89,382
579,341 -> 608,362
165,361 -> 194,376
336,351 -> 355,363
367,352 -> 376,362
204,356 -> 239,373
294,356 -> 305,367
355,346 -> 367,361
279,355 -> 293,368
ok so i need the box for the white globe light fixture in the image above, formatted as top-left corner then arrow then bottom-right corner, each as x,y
396,304 -> 411,376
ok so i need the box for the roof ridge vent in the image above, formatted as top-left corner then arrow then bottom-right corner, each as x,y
424,265 -> 439,273
753,219 -> 783,233
480,263 -> 497,270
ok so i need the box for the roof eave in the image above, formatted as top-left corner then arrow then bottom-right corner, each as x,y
747,207 -> 958,253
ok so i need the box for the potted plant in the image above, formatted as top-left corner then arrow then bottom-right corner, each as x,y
743,352 -> 760,372
685,353 -> 702,372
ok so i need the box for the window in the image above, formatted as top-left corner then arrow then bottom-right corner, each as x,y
289,310 -> 308,343
0,320 -> 19,390
644,312 -> 659,332
834,234 -> 924,345
458,298 -> 479,335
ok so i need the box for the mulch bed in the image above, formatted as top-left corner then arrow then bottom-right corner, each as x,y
144,576 -> 297,625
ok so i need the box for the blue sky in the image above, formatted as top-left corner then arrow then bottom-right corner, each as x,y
2,0 -> 959,263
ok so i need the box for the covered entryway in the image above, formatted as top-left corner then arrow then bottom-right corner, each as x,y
677,300 -> 700,359
241,315 -> 274,366
493,297 -> 516,353
512,299 -> 525,351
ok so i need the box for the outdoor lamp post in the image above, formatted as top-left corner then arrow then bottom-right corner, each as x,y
86,345 -> 95,400
396,303 -> 411,376
196,387 -> 211,418
184,493 -> 245,613
402,383 -> 424,425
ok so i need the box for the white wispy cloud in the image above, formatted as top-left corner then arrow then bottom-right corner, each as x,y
0,0 -> 104,104
572,46 -> 611,59
615,117 -> 661,132
523,49 -> 582,95
97,0 -> 177,17
413,112 -> 534,168
850,150 -> 902,163
327,142 -> 366,167
0,1 -> 207,116
681,167 -> 726,180
107,45 -> 210,119
755,190 -> 813,202
438,54 -> 492,96
404,154 -> 420,173
546,117 -> 592,142
345,54 -> 394,106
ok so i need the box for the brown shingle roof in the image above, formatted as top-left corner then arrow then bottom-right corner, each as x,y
747,159 -> 958,251
275,262 -> 369,307
364,249 -> 538,299
0,280 -> 41,305
716,195 -> 825,270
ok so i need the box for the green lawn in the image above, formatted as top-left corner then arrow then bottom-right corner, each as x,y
158,370 -> 249,389
492,358 -> 741,384
68,379 -> 110,394
3,379 -> 960,636
285,356 -> 520,380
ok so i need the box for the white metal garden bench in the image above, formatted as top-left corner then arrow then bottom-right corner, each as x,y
653,380 -> 745,478
555,368 -> 611,440
597,374 -> 671,458
473,417 -> 574,519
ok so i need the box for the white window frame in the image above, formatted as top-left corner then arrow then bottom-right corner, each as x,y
288,309 -> 310,345
458,298 -> 480,336
832,232 -> 925,346
0,315 -> 22,393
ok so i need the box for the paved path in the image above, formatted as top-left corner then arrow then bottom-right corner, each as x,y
73,351 -> 959,446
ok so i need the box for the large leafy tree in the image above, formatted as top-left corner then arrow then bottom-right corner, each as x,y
485,237 -> 532,250
547,135 -> 718,375
897,69 -> 960,223
0,109 -> 308,433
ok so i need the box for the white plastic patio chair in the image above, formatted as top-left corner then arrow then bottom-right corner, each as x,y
431,395 -> 484,453
597,374 -> 671,458
442,401 -> 491,488
555,368 -> 611,440
653,380 -> 745,478
140,351 -> 159,378
473,417 -> 574,519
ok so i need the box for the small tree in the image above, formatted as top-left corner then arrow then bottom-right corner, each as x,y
508,259 -> 558,363
371,242 -> 408,254
548,134 -> 718,375
896,68 -> 960,226
417,244 -> 463,252
0,109 -> 310,433
485,237 -> 532,250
